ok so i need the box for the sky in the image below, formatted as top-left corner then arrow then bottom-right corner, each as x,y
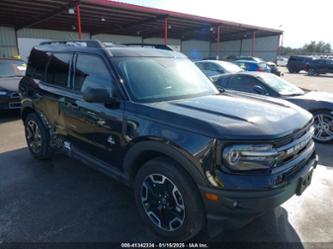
111,0 -> 332,48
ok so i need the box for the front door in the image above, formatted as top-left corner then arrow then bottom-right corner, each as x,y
60,53 -> 125,168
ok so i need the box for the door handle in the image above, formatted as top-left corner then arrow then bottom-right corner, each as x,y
35,92 -> 44,98
65,101 -> 79,111
69,102 -> 79,111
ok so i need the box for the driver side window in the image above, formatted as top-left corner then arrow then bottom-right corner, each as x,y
227,76 -> 267,94
73,54 -> 115,97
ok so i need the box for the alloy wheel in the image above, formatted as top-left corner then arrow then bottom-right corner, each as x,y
313,113 -> 333,142
26,120 -> 42,153
140,174 -> 185,232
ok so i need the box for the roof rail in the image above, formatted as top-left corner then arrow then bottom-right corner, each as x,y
39,40 -> 104,48
122,43 -> 173,51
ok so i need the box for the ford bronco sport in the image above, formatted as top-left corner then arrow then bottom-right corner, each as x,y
19,40 -> 317,241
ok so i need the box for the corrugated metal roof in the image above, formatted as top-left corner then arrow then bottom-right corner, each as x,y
0,0 -> 282,42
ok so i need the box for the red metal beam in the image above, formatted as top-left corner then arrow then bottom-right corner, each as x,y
76,3 -> 82,40
251,31 -> 256,56
216,25 -> 221,60
164,16 -> 168,45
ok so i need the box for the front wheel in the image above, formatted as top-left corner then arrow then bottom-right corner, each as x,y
313,111 -> 333,143
24,112 -> 53,159
134,157 -> 205,241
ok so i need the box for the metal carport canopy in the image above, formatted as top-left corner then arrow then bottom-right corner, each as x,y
0,0 -> 282,43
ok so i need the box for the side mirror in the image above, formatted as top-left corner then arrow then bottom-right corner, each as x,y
253,85 -> 268,95
82,86 -> 110,103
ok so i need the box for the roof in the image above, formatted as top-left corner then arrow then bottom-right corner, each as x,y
0,0 -> 282,42
234,60 -> 264,64
34,39 -> 186,57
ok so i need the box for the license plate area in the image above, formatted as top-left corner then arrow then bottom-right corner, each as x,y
296,169 -> 313,196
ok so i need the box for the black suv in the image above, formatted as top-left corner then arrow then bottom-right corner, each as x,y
306,59 -> 333,76
287,55 -> 313,73
20,40 -> 317,241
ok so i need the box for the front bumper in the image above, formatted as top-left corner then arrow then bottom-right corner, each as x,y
199,153 -> 318,237
0,92 -> 21,110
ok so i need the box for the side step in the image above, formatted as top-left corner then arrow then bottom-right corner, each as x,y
62,141 -> 130,186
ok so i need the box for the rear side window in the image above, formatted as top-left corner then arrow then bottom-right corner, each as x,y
46,53 -> 72,88
73,54 -> 114,95
258,63 -> 267,70
26,49 -> 49,80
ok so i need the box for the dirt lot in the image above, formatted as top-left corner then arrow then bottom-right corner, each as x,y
0,110 -> 333,246
280,67 -> 333,93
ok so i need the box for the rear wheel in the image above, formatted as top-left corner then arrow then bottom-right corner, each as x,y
24,112 -> 53,159
313,110 -> 333,143
134,157 -> 205,241
308,68 -> 319,76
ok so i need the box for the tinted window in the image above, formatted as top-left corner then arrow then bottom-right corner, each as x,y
114,57 -> 217,102
227,75 -> 263,94
46,53 -> 71,87
74,54 -> 114,95
26,49 -> 49,80
204,63 -> 220,72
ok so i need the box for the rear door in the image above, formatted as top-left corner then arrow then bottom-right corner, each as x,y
60,52 -> 125,167
26,51 -> 73,136
326,60 -> 333,73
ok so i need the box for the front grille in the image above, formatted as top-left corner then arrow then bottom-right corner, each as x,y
273,123 -> 314,168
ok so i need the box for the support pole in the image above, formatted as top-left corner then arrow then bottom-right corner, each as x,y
164,17 -> 168,45
276,34 -> 281,63
76,3 -> 82,40
216,25 -> 221,60
251,31 -> 256,56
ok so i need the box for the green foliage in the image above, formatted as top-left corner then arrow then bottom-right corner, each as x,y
281,41 -> 332,56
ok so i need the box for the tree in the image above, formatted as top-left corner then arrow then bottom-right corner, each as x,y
281,41 -> 332,56
303,41 -> 331,54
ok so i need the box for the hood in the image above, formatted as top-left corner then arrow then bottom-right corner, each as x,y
133,92 -> 312,141
285,91 -> 333,102
0,77 -> 21,92
284,91 -> 333,111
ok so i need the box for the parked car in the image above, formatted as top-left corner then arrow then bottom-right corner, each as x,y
195,60 -> 243,78
266,61 -> 283,76
305,59 -> 333,76
287,55 -> 313,73
0,58 -> 26,110
234,60 -> 271,73
20,40 -> 317,240
226,55 -> 265,63
214,71 -> 333,143
277,56 -> 288,67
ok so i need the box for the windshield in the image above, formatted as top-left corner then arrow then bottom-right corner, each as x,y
114,57 -> 218,102
217,61 -> 243,73
259,73 -> 304,96
0,60 -> 26,77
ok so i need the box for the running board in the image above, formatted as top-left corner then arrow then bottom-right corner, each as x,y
63,142 -> 130,186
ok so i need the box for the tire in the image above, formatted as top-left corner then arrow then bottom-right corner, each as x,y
312,110 -> 333,143
308,68 -> 316,76
287,67 -> 295,73
134,157 -> 205,241
24,112 -> 53,160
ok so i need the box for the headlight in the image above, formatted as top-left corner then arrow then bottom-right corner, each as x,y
222,144 -> 279,171
0,90 -> 8,96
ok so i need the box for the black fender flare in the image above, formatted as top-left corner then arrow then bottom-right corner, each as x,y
123,140 -> 209,186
